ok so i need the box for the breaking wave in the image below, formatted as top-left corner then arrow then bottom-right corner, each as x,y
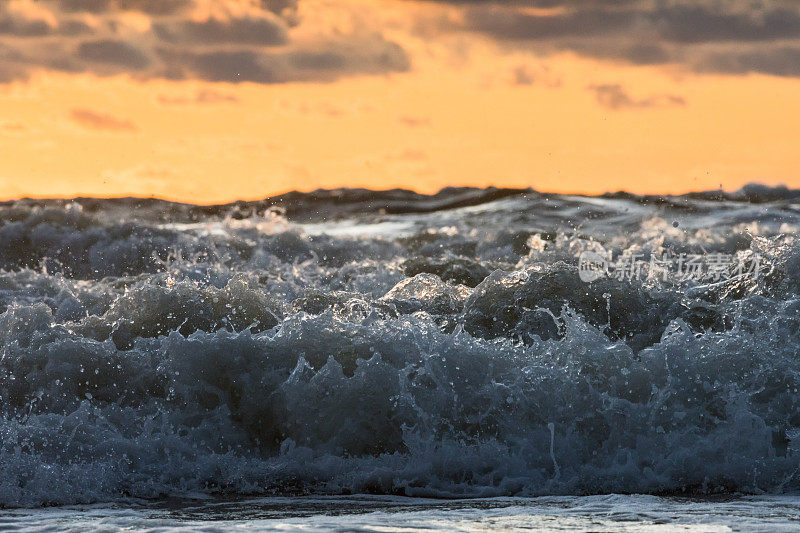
1,184 -> 800,507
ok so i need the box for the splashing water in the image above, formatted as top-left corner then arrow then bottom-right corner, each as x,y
1,186 -> 800,507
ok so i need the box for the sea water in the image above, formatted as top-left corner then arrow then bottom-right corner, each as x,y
5,495 -> 800,532
1,186 -> 800,530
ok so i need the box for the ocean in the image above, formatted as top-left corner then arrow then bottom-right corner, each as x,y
1,185 -> 800,530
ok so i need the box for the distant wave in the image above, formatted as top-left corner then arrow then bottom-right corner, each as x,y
4,183 -> 798,224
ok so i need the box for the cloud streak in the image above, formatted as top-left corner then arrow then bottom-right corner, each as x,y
157,89 -> 240,105
71,108 -> 137,131
588,84 -> 686,110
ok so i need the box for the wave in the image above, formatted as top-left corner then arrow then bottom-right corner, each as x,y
6,182 -> 799,224
1,185 -> 799,507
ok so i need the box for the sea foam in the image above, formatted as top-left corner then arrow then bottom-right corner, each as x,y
1,187 -> 799,506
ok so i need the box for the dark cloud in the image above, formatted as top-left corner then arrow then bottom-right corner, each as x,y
0,11 -> 51,37
429,0 -> 800,77
78,40 -> 150,70
154,16 -> 288,46
451,1 -> 800,43
0,0 -> 409,84
511,64 -> 561,87
461,2 -> 800,44
699,47 -> 800,77
0,3 -> 93,39
60,20 -> 95,37
656,5 -> 800,43
0,64 -> 28,83
173,49 -> 282,83
622,44 -> 672,65
588,84 -> 686,110
59,0 -> 191,15
0,44 -> 30,82
59,0 -> 110,13
160,38 -> 410,84
71,108 -> 137,131
421,0 -> 639,4
1,0 -> 799,84
287,41 -> 411,78
0,3 -> 96,39
465,8 -> 635,41
261,0 -> 299,12
259,0 -> 300,25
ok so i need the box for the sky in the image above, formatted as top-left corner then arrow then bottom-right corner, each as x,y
0,0 -> 799,203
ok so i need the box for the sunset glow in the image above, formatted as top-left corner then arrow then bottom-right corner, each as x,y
1,0 -> 799,202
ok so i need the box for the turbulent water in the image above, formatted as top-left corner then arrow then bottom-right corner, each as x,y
7,495 -> 800,532
2,184 -> 800,508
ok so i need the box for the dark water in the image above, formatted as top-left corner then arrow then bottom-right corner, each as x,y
6,495 -> 800,532
1,185 -> 800,508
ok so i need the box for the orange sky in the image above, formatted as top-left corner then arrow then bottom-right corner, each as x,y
0,0 -> 799,203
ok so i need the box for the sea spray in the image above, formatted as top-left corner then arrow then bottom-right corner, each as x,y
1,187 -> 799,507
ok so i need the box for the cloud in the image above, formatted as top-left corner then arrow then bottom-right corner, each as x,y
654,5 -> 800,43
464,7 -> 635,41
0,121 -> 27,135
588,84 -> 686,110
9,0 -> 799,84
172,49 -> 282,83
158,37 -> 409,84
60,0 -> 192,15
0,0 -> 409,84
0,13 -> 51,37
78,39 -> 151,70
0,1 -> 94,38
0,44 -> 29,82
424,0 -> 800,78
512,65 -> 534,85
71,108 -> 137,131
158,89 -> 240,105
511,64 -> 561,87
395,148 -> 427,161
699,47 -> 800,77
153,16 -> 288,46
399,116 -> 430,127
460,3 -> 800,44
